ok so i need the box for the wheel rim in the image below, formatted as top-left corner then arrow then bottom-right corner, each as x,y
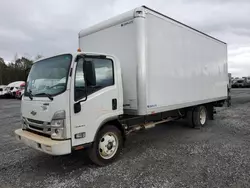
98,132 -> 119,159
200,108 -> 206,125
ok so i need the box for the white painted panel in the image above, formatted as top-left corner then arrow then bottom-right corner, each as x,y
22,92 -> 71,138
79,20 -> 138,112
145,12 -> 228,113
78,6 -> 228,116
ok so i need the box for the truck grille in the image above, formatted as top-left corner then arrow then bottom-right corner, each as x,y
27,118 -> 44,125
24,117 -> 51,135
29,125 -> 44,131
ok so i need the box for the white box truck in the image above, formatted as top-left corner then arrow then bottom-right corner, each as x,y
15,6 -> 228,166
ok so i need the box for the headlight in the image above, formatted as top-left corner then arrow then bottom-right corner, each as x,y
51,119 -> 64,127
51,128 -> 65,140
52,110 -> 65,120
51,110 -> 66,140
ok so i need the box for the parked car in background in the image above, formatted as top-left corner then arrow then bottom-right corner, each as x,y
243,77 -> 250,88
0,85 -> 7,98
232,79 -> 245,88
6,81 -> 25,98
15,83 -> 25,99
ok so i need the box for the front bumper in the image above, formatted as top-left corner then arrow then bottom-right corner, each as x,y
15,129 -> 71,155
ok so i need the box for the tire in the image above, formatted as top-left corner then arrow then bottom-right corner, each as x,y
88,125 -> 123,166
193,106 -> 207,128
186,109 -> 195,128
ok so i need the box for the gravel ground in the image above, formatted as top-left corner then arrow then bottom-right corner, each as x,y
0,89 -> 250,188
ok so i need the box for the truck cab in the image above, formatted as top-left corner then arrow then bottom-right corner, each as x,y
16,52 -> 124,165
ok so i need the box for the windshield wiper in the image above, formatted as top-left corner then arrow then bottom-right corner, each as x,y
35,93 -> 53,101
27,90 -> 33,100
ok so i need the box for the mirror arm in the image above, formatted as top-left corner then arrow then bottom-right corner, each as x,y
74,95 -> 87,113
81,91 -> 88,102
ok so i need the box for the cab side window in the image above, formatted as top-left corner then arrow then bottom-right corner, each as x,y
93,58 -> 114,88
74,57 -> 114,101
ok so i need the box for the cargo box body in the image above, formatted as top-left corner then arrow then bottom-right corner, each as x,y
79,6 -> 228,116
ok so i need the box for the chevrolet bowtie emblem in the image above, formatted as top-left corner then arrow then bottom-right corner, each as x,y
30,111 -> 37,116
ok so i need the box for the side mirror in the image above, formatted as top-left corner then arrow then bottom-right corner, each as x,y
83,60 -> 96,86
74,102 -> 81,113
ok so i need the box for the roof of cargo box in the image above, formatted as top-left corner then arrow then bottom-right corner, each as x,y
79,6 -> 226,45
142,6 -> 226,45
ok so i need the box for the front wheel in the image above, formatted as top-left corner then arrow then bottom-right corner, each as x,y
88,125 -> 123,166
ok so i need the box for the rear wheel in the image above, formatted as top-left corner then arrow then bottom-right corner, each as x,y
193,106 -> 207,128
88,125 -> 123,166
186,105 -> 208,128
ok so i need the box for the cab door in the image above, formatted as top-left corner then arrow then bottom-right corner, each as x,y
70,55 -> 122,147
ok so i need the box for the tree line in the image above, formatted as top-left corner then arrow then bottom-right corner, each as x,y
0,55 -> 42,85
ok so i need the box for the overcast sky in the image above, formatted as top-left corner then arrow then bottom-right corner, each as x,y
0,0 -> 249,77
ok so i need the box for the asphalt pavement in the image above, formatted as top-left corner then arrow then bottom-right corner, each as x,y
0,89 -> 250,188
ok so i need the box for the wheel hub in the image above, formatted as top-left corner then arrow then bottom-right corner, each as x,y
200,108 -> 206,125
107,142 -> 113,150
99,132 -> 118,159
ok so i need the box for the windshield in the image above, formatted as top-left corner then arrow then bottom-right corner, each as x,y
25,54 -> 72,97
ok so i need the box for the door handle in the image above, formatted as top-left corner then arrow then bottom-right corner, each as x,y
112,99 -> 117,110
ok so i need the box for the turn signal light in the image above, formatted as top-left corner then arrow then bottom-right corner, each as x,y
75,132 -> 86,139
